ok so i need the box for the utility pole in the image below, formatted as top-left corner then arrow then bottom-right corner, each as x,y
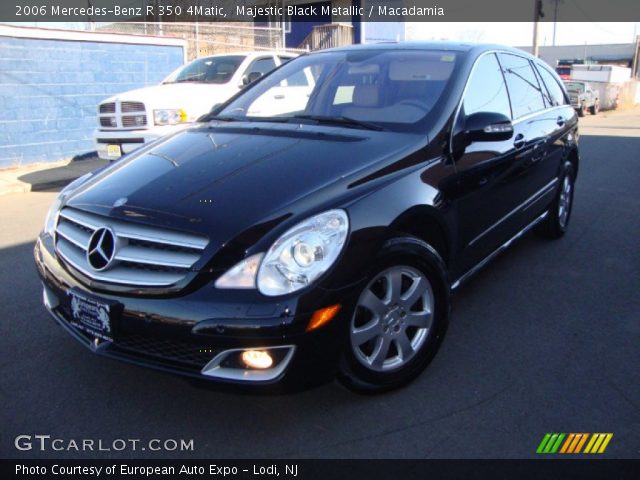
552,0 -> 559,46
632,35 -> 640,79
532,0 -> 544,57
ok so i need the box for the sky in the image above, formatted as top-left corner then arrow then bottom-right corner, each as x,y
406,22 -> 640,47
6,21 -> 639,48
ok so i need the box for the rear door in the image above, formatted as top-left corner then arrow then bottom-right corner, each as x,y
533,61 -> 575,194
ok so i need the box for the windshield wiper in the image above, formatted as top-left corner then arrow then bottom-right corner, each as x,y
202,115 -> 244,122
291,115 -> 383,131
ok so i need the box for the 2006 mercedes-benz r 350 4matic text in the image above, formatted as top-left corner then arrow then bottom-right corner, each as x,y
35,43 -> 579,392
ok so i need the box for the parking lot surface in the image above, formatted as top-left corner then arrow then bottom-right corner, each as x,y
1,110 -> 638,459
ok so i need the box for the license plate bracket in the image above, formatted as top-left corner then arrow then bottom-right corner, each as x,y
67,289 -> 119,342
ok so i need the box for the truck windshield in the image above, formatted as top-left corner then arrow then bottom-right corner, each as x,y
163,56 -> 245,84
215,49 -> 458,132
564,82 -> 585,92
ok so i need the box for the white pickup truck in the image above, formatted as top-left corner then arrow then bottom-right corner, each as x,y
93,52 -> 298,160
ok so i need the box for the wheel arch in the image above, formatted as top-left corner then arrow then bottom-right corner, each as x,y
389,205 -> 452,269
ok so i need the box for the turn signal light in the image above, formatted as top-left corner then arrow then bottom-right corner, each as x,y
306,304 -> 341,332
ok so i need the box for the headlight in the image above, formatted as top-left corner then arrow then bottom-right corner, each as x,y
153,109 -> 188,125
215,210 -> 349,296
43,173 -> 93,237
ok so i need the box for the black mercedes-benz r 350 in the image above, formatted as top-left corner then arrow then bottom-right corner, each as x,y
35,42 -> 579,392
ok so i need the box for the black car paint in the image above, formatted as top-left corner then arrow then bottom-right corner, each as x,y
34,42 -> 579,389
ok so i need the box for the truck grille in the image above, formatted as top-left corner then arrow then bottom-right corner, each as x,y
121,101 -> 145,112
97,100 -> 148,130
99,102 -> 116,114
99,117 -> 117,127
54,207 -> 208,287
122,115 -> 147,127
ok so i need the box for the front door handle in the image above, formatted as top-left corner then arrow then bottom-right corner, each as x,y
513,134 -> 526,149
274,94 -> 285,100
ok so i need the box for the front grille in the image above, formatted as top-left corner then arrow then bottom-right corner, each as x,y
121,101 -> 145,113
122,115 -> 147,127
54,207 -> 209,287
97,100 -> 147,130
115,333 -> 216,367
99,117 -> 117,127
99,102 -> 116,114
96,137 -> 145,144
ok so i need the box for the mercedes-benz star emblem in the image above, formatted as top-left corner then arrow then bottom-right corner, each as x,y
87,227 -> 117,271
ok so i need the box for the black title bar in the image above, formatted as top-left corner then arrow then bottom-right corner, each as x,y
3,0 -> 640,23
3,459 -> 640,480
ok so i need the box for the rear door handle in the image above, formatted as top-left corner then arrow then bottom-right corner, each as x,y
556,116 -> 565,127
513,134 -> 526,149
274,94 -> 285,100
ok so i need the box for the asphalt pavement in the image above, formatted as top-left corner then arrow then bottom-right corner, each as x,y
1,110 -> 638,459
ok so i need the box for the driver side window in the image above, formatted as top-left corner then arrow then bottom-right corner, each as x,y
245,57 -> 277,81
463,53 -> 512,118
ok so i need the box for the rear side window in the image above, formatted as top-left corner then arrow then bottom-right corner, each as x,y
498,53 -> 546,119
247,57 -> 277,76
463,53 -> 512,119
535,64 -> 567,107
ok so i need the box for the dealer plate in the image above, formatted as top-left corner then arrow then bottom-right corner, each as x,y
106,144 -> 122,158
67,289 -> 114,342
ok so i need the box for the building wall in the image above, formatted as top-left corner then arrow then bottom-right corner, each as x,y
517,43 -> 636,70
0,26 -> 186,168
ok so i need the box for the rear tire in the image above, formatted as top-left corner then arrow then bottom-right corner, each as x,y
535,161 -> 575,239
338,237 -> 450,393
589,101 -> 599,115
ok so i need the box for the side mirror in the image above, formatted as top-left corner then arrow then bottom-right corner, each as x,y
464,111 -> 514,142
248,71 -> 263,83
241,72 -> 262,87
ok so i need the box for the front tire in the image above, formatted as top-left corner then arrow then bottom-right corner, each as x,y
535,161 -> 575,239
338,237 -> 450,393
589,101 -> 599,115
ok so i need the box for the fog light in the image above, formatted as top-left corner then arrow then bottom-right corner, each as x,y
241,350 -> 273,369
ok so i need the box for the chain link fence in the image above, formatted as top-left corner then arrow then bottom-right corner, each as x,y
96,22 -> 307,61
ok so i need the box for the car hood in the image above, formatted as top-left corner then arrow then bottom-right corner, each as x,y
67,123 -> 426,254
103,83 -> 237,120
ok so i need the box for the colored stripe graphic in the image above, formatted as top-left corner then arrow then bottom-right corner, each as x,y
538,433 -> 612,454
537,433 -> 565,454
584,434 -> 613,454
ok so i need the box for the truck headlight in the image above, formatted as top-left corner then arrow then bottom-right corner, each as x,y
43,173 -> 93,237
153,109 -> 188,125
215,210 -> 349,296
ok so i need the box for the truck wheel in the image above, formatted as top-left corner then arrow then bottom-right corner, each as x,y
589,101 -> 599,115
577,104 -> 586,117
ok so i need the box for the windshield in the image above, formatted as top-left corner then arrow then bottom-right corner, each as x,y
216,49 -> 458,131
163,55 -> 245,84
564,82 -> 585,92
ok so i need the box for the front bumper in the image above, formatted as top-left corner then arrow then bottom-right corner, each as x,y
93,124 -> 191,160
34,234 -> 358,391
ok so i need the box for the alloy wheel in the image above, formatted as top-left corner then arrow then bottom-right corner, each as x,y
350,266 -> 434,372
558,175 -> 572,228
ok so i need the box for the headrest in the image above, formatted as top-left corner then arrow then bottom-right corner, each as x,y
352,84 -> 380,107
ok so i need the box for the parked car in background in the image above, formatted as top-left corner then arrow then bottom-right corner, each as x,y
37,42 -> 579,393
93,52 -> 298,160
564,80 -> 599,116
